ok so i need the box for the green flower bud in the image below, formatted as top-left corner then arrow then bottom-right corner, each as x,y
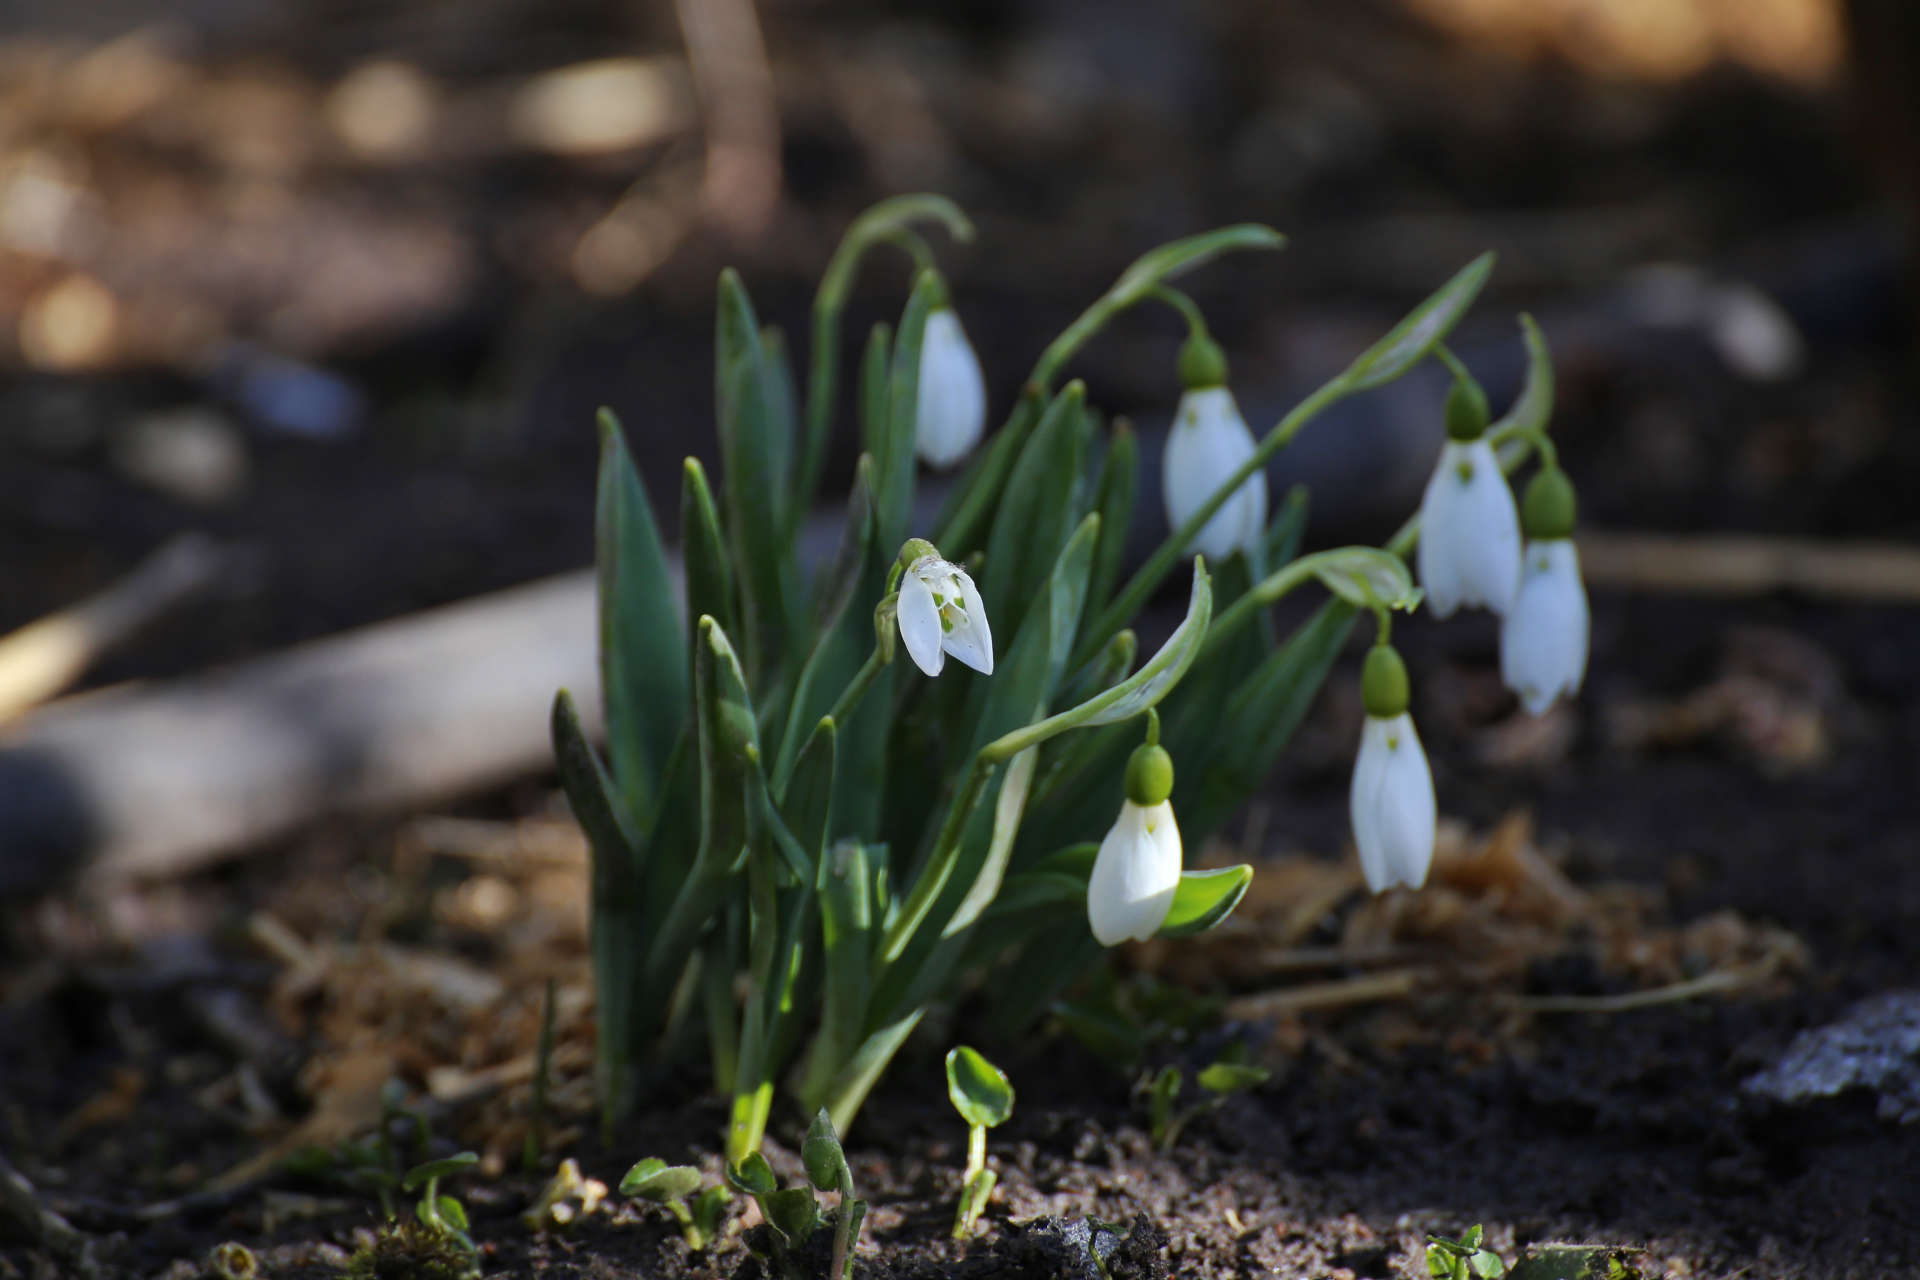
1444,377 -> 1490,442
898,537 -> 938,570
1361,643 -> 1410,718
1521,466 -> 1577,539
921,269 -> 951,311
1123,743 -> 1175,807
1178,330 -> 1229,390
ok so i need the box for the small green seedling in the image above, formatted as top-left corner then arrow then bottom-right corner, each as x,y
285,1078 -> 442,1220
620,1157 -> 729,1251
1427,1225 -> 1507,1279
944,1045 -> 1014,1238
1144,1057 -> 1269,1151
725,1149 -> 826,1280
402,1151 -> 480,1255
802,1108 -> 867,1280
522,1157 -> 609,1231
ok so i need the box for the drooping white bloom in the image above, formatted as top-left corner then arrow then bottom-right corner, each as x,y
1349,712 -> 1436,893
897,555 -> 993,678
1501,539 -> 1588,714
915,308 -> 988,470
1163,387 -> 1267,563
1417,438 -> 1522,617
1087,799 -> 1182,946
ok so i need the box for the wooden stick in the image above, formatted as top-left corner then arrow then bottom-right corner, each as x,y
1222,969 -> 1419,1021
1578,531 -> 1920,602
0,571 -> 602,894
1502,965 -> 1770,1014
0,534 -> 227,724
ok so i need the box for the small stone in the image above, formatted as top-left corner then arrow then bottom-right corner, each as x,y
1741,991 -> 1920,1124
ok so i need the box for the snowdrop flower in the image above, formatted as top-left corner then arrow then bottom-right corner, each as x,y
1162,330 -> 1267,564
896,541 -> 993,678
1349,643 -> 1435,893
914,285 -> 988,469
1417,377 -> 1521,617
1088,741 -> 1182,946
1501,467 -> 1588,714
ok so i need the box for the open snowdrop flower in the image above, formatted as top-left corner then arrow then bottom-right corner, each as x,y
895,540 -> 993,678
1088,739 -> 1182,946
914,283 -> 988,469
1417,377 -> 1521,617
1162,329 -> 1267,564
1349,643 -> 1435,893
1502,466 -> 1588,714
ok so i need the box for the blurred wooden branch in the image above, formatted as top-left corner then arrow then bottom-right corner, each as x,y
675,0 -> 781,239
0,572 -> 601,896
1578,531 -> 1920,601
0,534 -> 227,725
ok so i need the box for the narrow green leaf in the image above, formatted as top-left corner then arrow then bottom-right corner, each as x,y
1301,546 -> 1421,612
981,382 -> 1090,635
1262,484 -> 1310,572
814,839 -> 874,1086
814,455 -> 876,633
819,1008 -> 925,1136
550,690 -> 639,872
1087,422 -> 1138,614
944,1046 -> 1015,1128
681,457 -> 734,649
781,718 -> 837,863
1051,1000 -> 1147,1064
1488,313 -> 1554,438
941,743 -> 1036,939
621,1160 -> 704,1201
595,408 -> 687,829
401,1152 -> 478,1191
1342,252 -> 1494,391
876,271 -> 941,552
725,1152 -> 778,1197
1107,224 -> 1286,309
1154,865 -> 1254,938
760,324 -> 800,440
716,270 -> 798,667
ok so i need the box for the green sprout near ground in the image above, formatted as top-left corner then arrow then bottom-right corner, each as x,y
944,1045 -> 1014,1238
1144,1055 -> 1269,1151
619,1158 -> 729,1252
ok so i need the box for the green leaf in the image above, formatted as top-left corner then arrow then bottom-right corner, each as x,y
802,1109 -> 849,1192
1148,1065 -> 1182,1138
780,717 -> 837,863
725,1152 -> 778,1197
1489,313 -> 1554,438
982,382 -> 1091,636
813,839 -> 875,1096
1195,1061 -> 1269,1095
621,1158 -> 705,1201
1298,546 -> 1421,612
435,1195 -> 468,1232
1154,865 -> 1254,938
401,1152 -> 478,1191
945,1045 -> 1015,1128
550,691 -> 639,876
814,456 -> 877,634
765,1187 -> 821,1246
876,271 -> 941,551
681,457 -> 735,654
716,270 -> 798,667
1342,252 -> 1494,391
760,324 -> 800,441
1261,484 -> 1310,573
1107,224 -> 1286,309
594,408 -> 687,829
857,324 -> 893,470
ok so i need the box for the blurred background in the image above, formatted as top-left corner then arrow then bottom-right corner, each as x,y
1,0 -> 1911,666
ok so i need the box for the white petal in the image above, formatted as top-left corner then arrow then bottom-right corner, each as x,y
1419,440 -> 1520,616
1162,388 -> 1266,563
1349,718 -> 1393,892
915,309 -> 987,470
1087,800 -> 1182,945
896,571 -> 945,677
1501,539 -> 1589,714
940,564 -> 994,674
1351,713 -> 1435,892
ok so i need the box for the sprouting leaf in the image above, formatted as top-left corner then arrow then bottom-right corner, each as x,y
401,1152 -> 478,1191
802,1109 -> 848,1192
945,1046 -> 1015,1129
621,1159 -> 704,1202
725,1152 -> 778,1198
764,1186 -> 822,1245
1195,1062 -> 1269,1095
1342,252 -> 1494,391
435,1196 -> 469,1232
1154,865 -> 1253,938
681,458 -> 734,653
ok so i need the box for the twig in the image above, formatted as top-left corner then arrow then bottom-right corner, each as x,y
1503,965 -> 1770,1014
1578,531 -> 1920,602
1222,969 -> 1420,1021
0,533 -> 226,723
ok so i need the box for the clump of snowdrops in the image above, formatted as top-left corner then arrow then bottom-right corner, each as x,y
552,195 -> 1583,1161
